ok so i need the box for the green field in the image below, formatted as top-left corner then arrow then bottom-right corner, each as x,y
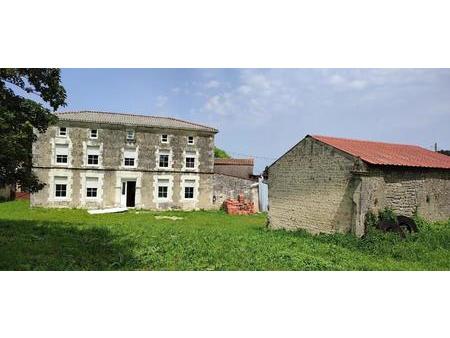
0,200 -> 449,270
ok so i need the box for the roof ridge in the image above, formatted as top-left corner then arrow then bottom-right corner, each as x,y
311,134 -> 425,149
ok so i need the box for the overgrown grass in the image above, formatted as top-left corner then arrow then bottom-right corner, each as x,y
0,200 -> 449,270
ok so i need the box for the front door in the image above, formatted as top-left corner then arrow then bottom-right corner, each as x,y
126,181 -> 136,207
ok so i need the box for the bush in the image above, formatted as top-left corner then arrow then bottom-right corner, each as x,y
378,207 -> 397,223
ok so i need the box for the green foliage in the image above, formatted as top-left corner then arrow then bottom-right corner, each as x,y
1,200 -> 450,270
378,207 -> 397,223
214,147 -> 231,159
0,68 -> 67,192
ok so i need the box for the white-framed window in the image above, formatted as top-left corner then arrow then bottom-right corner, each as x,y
183,179 -> 196,199
87,145 -> 100,166
86,177 -> 99,198
124,148 -> 137,167
185,151 -> 196,169
58,127 -> 67,137
54,176 -> 68,198
187,136 -> 194,144
90,129 -> 98,139
158,151 -> 170,168
55,144 -> 69,164
157,178 -> 169,200
161,134 -> 168,143
126,130 -> 135,141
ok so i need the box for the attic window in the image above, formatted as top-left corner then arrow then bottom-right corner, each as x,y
58,127 -> 67,137
161,134 -> 168,143
188,136 -> 194,144
90,129 -> 98,139
126,130 -> 135,141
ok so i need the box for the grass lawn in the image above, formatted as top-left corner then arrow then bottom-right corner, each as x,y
1,200 -> 449,270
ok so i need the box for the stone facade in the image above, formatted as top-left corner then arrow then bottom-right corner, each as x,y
268,136 -> 450,236
31,119 -> 217,210
212,173 -> 259,211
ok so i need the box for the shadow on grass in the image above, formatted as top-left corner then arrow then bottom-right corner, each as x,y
0,219 -> 137,271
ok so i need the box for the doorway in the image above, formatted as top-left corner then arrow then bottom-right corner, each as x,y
121,180 -> 136,207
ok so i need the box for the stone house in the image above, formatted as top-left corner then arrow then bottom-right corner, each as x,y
267,135 -> 450,236
31,111 -> 218,210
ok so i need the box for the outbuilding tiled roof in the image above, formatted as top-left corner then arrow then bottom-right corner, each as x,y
214,158 -> 254,165
55,111 -> 218,133
312,135 -> 450,169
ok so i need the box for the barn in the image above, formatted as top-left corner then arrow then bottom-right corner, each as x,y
267,135 -> 450,236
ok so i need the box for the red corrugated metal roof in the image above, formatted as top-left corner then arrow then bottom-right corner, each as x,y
214,158 -> 254,165
312,135 -> 450,169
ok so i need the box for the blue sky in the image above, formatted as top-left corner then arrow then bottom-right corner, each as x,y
59,69 -> 450,172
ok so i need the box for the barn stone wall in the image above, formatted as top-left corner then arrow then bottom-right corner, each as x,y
357,168 -> 450,224
267,136 -> 360,234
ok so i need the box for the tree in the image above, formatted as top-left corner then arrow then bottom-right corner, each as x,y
214,147 -> 231,159
0,69 -> 67,192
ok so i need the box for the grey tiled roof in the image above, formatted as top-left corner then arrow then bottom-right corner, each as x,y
55,111 -> 218,133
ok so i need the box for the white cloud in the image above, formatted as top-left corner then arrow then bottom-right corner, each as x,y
205,80 -> 220,89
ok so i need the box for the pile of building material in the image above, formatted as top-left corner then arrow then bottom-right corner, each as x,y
223,194 -> 256,215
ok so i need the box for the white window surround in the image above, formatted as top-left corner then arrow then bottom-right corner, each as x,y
57,127 -> 67,137
126,130 -> 135,141
48,169 -> 73,203
161,134 -> 169,143
89,129 -> 98,139
121,146 -> 139,169
80,172 -> 104,206
155,147 -> 174,170
180,175 -> 200,206
51,139 -> 73,167
82,141 -> 103,168
156,178 -> 170,201
55,144 -> 69,165
187,136 -> 195,145
183,150 -> 199,171
152,175 -> 174,205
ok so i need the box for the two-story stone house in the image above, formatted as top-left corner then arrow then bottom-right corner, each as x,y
31,111 -> 218,210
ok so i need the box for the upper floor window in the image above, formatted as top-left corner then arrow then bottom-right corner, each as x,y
187,136 -> 194,145
87,146 -> 100,166
55,144 -> 69,164
161,134 -> 168,143
124,148 -> 136,167
159,153 -> 169,168
126,130 -> 135,141
90,129 -> 98,139
185,151 -> 196,169
58,127 -> 67,137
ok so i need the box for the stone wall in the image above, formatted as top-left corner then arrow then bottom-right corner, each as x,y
212,174 -> 259,211
268,136 -> 359,234
31,121 -> 216,210
357,167 -> 450,224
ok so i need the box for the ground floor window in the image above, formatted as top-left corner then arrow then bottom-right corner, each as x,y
157,178 -> 170,200
184,186 -> 194,199
55,184 -> 67,197
86,187 -> 97,197
158,186 -> 168,198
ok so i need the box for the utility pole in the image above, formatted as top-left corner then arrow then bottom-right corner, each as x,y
434,142 -> 438,152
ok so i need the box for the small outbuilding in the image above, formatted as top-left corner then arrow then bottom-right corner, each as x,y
267,135 -> 450,236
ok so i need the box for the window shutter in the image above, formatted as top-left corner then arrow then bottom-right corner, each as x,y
55,144 -> 69,155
